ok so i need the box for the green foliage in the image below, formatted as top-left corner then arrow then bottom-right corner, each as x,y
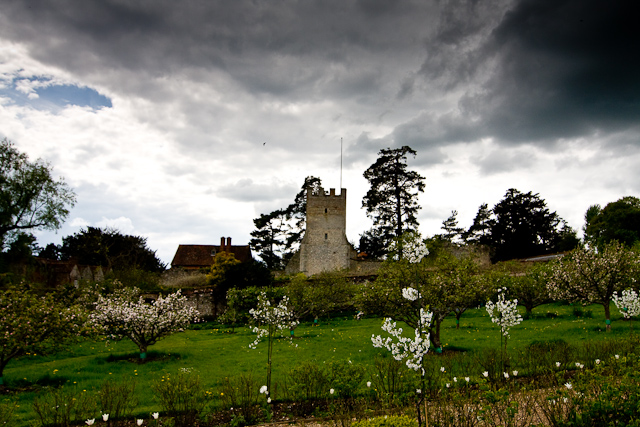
370,355 -> 418,407
0,286 -> 87,379
328,359 -> 366,397
250,176 -> 322,269
362,146 -> 425,254
223,286 -> 287,325
152,370 -> 212,427
496,261 -> 552,315
585,196 -> 640,250
97,379 -> 138,425
0,138 -> 76,252
284,360 -> 329,401
286,271 -> 356,321
486,188 -> 578,262
352,415 -> 418,427
219,372 -> 261,424
548,242 -> 640,328
58,226 -> 165,272
32,386 -> 97,427
0,398 -> 16,426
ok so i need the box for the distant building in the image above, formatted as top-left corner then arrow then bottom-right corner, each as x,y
285,187 -> 380,276
170,237 -> 252,270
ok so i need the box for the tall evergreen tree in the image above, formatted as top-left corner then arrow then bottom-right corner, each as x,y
362,146 -> 425,253
487,188 -> 574,262
250,176 -> 322,268
440,210 -> 464,243
464,203 -> 492,245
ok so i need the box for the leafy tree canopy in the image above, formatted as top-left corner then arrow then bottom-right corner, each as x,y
250,176 -> 322,269
362,146 -> 425,255
584,196 -> 640,250
58,227 -> 165,272
486,188 -> 578,262
0,138 -> 76,250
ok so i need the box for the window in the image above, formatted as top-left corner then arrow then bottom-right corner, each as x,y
325,233 -> 328,240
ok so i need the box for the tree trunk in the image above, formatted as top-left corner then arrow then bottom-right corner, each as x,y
604,302 -> 611,331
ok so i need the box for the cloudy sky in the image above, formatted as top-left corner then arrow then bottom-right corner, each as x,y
1,0 -> 638,265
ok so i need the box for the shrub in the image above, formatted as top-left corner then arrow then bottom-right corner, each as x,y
97,379 -> 138,425
32,386 -> 96,427
152,370 -> 212,427
352,415 -> 418,427
0,399 -> 16,426
370,355 -> 417,406
284,360 -> 329,401
219,372 -> 262,424
328,360 -> 366,397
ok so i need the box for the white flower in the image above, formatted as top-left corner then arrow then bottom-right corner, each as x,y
453,377 -> 457,382
137,420 -> 144,426
102,414 -> 109,422
85,420 -> 95,426
260,385 -> 268,394
613,289 -> 640,319
152,412 -> 159,419
402,287 -> 420,301
503,372 -> 509,379
595,359 -> 600,365
485,290 -> 523,337
267,397 -> 272,403
565,383 -> 572,390
330,388 -> 334,394
482,371 -> 489,377
440,366 -> 445,372
446,383 -> 450,388
367,381 -> 371,387
512,370 -> 518,376
416,389 -> 421,394
465,377 -> 470,382
615,354 -> 620,359
556,362 -> 561,367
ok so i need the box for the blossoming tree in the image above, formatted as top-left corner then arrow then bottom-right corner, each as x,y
548,242 -> 640,331
90,287 -> 199,360
249,291 -> 298,392
361,232 -> 487,352
372,286 -> 432,427
485,288 -> 523,371
0,287 -> 86,386
613,289 -> 640,330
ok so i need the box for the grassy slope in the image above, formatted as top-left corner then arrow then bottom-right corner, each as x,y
5,302 -> 632,425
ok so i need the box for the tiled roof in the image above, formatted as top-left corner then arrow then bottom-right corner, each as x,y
170,244 -> 252,268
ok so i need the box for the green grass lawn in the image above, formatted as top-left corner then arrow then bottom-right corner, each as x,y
4,302 -> 634,426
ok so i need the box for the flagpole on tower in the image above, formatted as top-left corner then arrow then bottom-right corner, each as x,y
340,137 -> 343,189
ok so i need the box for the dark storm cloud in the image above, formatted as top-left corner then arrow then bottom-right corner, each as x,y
458,0 -> 640,144
0,0 -> 435,97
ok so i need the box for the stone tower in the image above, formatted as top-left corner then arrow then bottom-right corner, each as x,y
295,187 -> 357,276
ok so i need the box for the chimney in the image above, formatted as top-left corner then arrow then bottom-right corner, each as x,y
220,237 -> 226,252
227,237 -> 232,247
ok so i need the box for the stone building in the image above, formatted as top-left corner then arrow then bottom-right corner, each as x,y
285,187 -> 361,276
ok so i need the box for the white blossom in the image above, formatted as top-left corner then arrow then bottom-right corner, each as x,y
482,371 -> 489,377
249,292 -> 298,349
402,287 -> 420,302
371,308 -> 432,375
565,383 -> 572,390
102,414 -> 109,421
260,385 -> 268,394
90,288 -> 199,354
613,289 -> 640,319
85,420 -> 95,426
486,288 -> 523,337
152,412 -> 159,419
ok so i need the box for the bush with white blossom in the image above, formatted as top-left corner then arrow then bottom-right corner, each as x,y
613,288 -> 640,329
372,286 -> 432,427
249,291 -> 298,392
485,288 -> 523,338
90,287 -> 199,359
